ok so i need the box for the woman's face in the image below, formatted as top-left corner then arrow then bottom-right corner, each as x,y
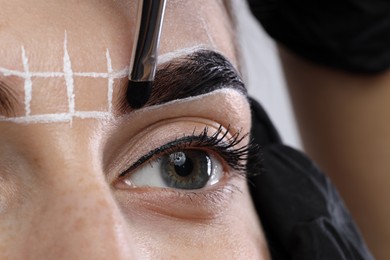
0,0 -> 268,259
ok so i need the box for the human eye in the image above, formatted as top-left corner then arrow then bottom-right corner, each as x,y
118,125 -> 256,192
125,150 -> 222,190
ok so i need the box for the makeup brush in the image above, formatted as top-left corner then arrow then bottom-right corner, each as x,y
127,0 -> 167,109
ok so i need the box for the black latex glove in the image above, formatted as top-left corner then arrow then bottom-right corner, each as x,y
248,98 -> 373,259
246,0 -> 390,73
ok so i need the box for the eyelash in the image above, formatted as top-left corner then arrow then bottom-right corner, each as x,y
119,125 -> 261,180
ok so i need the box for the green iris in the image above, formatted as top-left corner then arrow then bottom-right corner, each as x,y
160,150 -> 212,190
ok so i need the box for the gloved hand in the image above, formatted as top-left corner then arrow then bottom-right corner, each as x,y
247,98 -> 373,259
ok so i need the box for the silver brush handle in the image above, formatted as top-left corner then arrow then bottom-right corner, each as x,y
129,0 -> 167,82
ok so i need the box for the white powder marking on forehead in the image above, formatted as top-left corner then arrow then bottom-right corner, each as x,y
129,88 -> 238,116
106,49 -> 114,114
0,111 -> 111,124
63,32 -> 75,125
158,45 -> 213,64
199,16 -> 216,48
0,35 -> 213,125
21,46 -> 32,116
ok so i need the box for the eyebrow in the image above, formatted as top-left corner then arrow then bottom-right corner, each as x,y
119,50 -> 246,112
0,80 -> 18,117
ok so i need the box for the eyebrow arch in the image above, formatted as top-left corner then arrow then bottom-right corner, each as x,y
119,50 -> 246,112
0,80 -> 18,116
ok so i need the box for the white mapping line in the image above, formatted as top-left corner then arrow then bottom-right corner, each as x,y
21,46 -> 32,116
73,70 -> 127,78
0,111 -> 112,124
32,72 -> 65,77
0,67 -> 26,78
0,67 -> 129,79
63,32 -> 75,118
158,45 -> 211,64
106,49 -> 114,113
199,15 -> 216,47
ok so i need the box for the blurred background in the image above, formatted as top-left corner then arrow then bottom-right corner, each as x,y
234,0 -> 302,150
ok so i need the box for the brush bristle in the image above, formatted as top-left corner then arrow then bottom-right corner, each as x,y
126,81 -> 153,109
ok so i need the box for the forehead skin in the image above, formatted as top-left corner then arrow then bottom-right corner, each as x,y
0,0 -> 269,259
0,0 -> 236,73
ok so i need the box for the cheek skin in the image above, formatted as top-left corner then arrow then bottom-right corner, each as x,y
0,144 -> 140,259
115,182 -> 268,259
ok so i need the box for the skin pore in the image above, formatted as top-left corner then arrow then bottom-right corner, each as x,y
0,0 -> 269,259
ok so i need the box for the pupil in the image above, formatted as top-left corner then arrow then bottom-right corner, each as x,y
170,152 -> 194,177
174,158 -> 194,177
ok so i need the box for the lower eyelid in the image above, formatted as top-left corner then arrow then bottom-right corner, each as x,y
114,180 -> 242,221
